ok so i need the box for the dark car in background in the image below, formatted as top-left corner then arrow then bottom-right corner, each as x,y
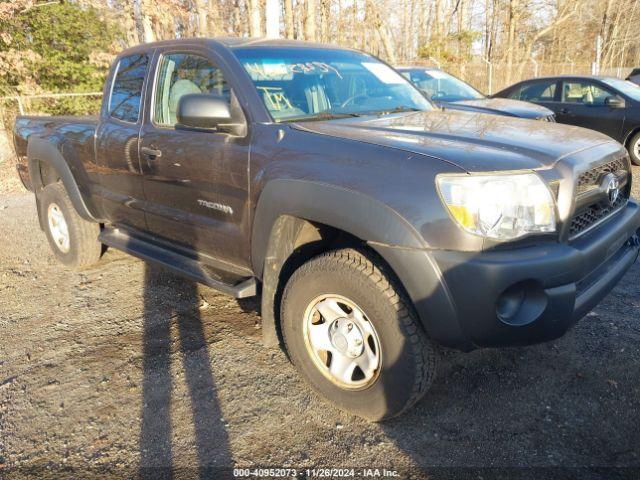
627,68 -> 640,86
495,75 -> 640,165
397,66 -> 555,121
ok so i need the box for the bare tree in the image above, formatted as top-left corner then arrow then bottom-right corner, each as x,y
249,0 -> 263,36
305,0 -> 317,41
195,0 -> 209,36
284,0 -> 295,38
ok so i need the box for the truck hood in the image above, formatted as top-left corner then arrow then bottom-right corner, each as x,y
292,110 -> 616,172
441,98 -> 553,119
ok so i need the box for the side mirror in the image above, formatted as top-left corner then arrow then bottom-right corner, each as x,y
605,95 -> 625,109
176,93 -> 232,130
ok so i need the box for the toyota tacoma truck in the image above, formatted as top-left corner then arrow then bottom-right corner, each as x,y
13,38 -> 640,421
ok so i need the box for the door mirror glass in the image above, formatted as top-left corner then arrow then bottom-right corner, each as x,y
177,93 -> 232,130
604,95 -> 625,109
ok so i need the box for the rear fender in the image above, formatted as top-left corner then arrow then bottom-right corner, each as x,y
27,137 -> 99,224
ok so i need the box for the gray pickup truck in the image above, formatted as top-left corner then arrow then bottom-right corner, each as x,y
13,38 -> 640,420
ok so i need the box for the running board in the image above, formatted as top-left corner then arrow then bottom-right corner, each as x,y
99,227 -> 257,298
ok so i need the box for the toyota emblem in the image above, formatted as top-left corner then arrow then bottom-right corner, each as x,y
606,176 -> 620,205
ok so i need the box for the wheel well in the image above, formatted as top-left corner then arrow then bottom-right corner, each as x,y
277,220 -> 362,286
37,160 -> 61,188
624,127 -> 640,148
263,217 -> 414,349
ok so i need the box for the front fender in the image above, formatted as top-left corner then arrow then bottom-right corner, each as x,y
251,178 -> 426,276
251,178 -> 430,347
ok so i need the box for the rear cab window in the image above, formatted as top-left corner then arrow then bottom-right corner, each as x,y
109,54 -> 149,123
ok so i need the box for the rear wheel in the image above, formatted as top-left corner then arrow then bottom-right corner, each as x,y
39,182 -> 102,269
281,248 -> 438,421
628,131 -> 640,166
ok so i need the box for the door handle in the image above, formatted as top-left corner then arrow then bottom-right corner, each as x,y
559,108 -> 570,115
141,146 -> 162,160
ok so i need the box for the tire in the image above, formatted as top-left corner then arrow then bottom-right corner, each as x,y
628,131 -> 640,166
38,182 -> 102,269
281,248 -> 438,421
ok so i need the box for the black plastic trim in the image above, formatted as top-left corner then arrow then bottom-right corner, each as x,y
100,226 -> 257,298
27,137 -> 100,223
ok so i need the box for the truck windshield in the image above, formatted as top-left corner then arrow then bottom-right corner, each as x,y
233,47 -> 432,122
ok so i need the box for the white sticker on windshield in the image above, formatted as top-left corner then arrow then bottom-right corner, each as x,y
362,62 -> 405,84
426,69 -> 448,79
263,62 -> 289,77
244,61 -> 293,80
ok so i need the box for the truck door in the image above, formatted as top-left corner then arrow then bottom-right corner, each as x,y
138,49 -> 251,269
94,52 -> 150,231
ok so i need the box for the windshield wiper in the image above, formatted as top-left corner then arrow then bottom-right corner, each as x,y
278,111 -> 363,123
367,106 -> 423,116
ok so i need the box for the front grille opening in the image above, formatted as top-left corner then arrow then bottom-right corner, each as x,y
569,196 -> 626,238
569,156 -> 630,239
576,158 -> 627,195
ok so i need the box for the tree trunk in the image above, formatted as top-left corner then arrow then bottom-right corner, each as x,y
233,0 -> 243,36
265,0 -> 280,38
368,1 -> 396,63
321,0 -> 330,43
249,0 -> 262,37
284,0 -> 294,38
305,0 -> 317,42
506,0 -> 517,83
133,0 -> 156,43
195,0 -> 208,36
208,0 -> 223,36
141,14 -> 155,42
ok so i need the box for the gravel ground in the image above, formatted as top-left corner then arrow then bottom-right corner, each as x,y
1,167 -> 640,480
0,160 -> 26,197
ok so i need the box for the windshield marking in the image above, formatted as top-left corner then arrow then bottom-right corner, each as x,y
234,48 -> 432,122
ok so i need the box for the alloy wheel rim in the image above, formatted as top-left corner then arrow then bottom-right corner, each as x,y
47,203 -> 70,253
303,294 -> 381,390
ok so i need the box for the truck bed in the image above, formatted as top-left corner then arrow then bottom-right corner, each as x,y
13,115 -> 98,190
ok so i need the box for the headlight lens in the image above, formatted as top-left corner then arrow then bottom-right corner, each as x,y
436,172 -> 556,240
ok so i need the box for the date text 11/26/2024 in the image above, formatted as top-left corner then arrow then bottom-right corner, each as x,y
233,468 -> 400,478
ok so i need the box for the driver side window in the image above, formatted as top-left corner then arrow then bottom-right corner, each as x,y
154,53 -> 230,126
561,81 -> 611,106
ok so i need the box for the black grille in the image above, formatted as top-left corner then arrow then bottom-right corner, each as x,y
576,158 -> 627,195
569,196 -> 626,237
569,157 -> 630,238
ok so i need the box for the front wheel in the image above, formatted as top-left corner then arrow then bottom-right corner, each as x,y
281,248 -> 438,421
39,182 -> 102,269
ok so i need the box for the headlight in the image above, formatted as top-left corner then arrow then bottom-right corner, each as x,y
436,172 -> 556,240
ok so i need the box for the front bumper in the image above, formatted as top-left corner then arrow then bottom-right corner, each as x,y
374,199 -> 640,350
